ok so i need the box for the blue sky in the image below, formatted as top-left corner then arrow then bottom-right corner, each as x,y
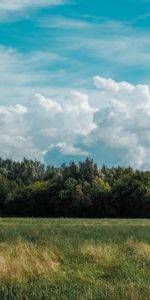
1,0 -> 150,168
1,0 -> 150,87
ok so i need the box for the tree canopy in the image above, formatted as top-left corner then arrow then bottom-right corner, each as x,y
0,157 -> 150,218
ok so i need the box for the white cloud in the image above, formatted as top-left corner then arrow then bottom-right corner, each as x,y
94,76 -> 135,93
33,94 -> 63,113
56,143 -> 89,156
1,75 -> 150,169
0,0 -> 66,14
0,88 -> 97,162
83,76 -> 150,169
0,0 -> 69,21
29,91 -> 97,152
0,45 -> 65,107
40,16 -> 90,29
124,146 -> 146,169
0,103 -> 40,160
55,19 -> 150,73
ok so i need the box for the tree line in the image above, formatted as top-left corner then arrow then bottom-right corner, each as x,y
0,157 -> 150,218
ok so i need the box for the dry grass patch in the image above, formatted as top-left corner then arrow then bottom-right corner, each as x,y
80,243 -> 119,265
120,240 -> 150,259
134,242 -> 150,259
0,241 -> 60,281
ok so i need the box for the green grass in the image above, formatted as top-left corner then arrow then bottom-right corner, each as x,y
0,219 -> 150,299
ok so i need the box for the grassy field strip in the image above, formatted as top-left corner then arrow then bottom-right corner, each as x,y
0,219 -> 150,299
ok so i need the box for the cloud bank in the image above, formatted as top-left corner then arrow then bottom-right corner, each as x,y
1,76 -> 150,169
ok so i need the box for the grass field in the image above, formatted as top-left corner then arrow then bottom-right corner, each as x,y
0,219 -> 150,299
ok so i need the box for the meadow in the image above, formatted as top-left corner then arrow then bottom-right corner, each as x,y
0,219 -> 150,299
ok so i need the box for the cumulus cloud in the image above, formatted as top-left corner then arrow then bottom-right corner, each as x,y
0,90 -> 96,162
29,91 -> 97,152
0,104 -> 40,160
33,94 -> 63,114
1,76 -> 150,169
84,76 -> 150,169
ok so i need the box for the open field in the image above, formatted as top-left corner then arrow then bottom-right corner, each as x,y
0,219 -> 150,299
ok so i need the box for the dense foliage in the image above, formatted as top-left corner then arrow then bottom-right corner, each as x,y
1,157 -> 150,217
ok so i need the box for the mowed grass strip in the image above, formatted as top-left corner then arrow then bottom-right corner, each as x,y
0,219 -> 150,299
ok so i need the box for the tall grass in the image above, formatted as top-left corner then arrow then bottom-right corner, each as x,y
0,219 -> 150,299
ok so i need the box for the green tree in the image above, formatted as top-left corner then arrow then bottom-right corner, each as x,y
111,175 -> 150,217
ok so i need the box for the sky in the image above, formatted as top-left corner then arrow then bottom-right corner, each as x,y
1,0 -> 150,168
